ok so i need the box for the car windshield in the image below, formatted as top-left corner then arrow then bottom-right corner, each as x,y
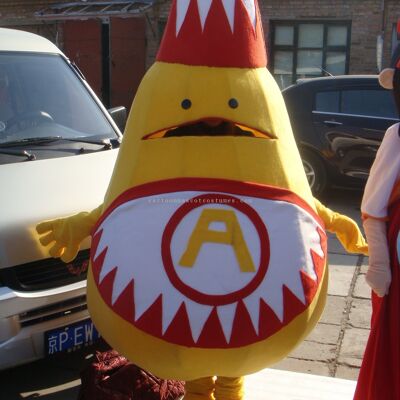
0,52 -> 117,145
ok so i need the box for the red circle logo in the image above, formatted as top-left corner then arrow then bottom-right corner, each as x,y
161,193 -> 270,306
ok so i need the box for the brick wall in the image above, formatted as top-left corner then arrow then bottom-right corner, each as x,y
0,0 -> 71,44
260,0 -> 400,74
145,0 -> 172,68
0,0 -> 61,21
386,0 -> 400,65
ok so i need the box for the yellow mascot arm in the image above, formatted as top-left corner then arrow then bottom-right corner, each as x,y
36,204 -> 103,263
314,198 -> 368,256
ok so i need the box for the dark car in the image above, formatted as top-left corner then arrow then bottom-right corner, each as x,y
282,75 -> 400,196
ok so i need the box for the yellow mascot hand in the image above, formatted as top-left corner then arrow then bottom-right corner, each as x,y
36,205 -> 103,263
314,198 -> 368,256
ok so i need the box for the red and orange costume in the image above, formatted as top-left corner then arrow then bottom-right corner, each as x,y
354,21 -> 400,400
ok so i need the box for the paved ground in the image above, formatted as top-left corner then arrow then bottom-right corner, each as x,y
0,188 -> 372,399
245,368 -> 357,399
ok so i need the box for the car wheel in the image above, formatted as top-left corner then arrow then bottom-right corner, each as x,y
301,150 -> 327,197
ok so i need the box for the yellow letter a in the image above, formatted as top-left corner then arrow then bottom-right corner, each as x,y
179,209 -> 255,272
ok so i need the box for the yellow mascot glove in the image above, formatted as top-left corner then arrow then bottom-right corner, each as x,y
314,198 -> 368,256
36,204 -> 103,263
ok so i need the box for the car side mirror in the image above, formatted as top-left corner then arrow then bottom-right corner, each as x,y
108,106 -> 127,133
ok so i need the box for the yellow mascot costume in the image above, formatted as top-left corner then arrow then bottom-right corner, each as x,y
37,1 -> 367,398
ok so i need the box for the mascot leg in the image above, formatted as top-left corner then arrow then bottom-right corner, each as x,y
184,377 -> 215,400
214,376 -> 244,400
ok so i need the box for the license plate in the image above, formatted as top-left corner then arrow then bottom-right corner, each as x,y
45,319 -> 101,355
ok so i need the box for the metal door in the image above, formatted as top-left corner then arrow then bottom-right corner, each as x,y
110,17 -> 146,112
62,20 -> 103,99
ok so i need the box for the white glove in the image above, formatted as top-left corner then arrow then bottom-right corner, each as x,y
363,218 -> 391,297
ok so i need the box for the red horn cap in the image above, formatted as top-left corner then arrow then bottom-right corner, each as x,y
156,0 -> 267,68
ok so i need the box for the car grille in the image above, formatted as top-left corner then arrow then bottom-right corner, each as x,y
0,249 -> 90,291
19,295 -> 87,327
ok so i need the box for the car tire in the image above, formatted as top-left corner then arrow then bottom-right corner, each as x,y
301,150 -> 328,197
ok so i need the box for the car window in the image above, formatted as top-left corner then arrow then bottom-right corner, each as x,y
0,52 -> 117,143
340,89 -> 398,119
314,87 -> 398,119
315,91 -> 340,113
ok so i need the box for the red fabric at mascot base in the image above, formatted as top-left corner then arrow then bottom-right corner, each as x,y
354,200 -> 400,400
78,349 -> 185,400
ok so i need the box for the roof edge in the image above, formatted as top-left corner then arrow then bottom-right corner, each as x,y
34,1 -> 155,21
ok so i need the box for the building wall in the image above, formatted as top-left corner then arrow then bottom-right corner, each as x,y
0,1 -> 67,43
260,0 -> 400,74
0,1 -> 58,23
145,0 -> 171,67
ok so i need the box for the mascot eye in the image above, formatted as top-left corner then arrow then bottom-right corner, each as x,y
181,99 -> 192,110
228,98 -> 239,109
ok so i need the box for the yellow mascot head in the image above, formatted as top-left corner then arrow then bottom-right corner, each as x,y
87,0 -> 328,380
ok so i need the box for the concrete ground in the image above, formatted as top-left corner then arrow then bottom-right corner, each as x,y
245,368 -> 357,399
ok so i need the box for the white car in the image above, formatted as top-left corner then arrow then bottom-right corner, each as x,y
0,28 -> 123,369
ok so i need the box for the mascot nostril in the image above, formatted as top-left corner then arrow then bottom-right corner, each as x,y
36,1 -> 368,399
